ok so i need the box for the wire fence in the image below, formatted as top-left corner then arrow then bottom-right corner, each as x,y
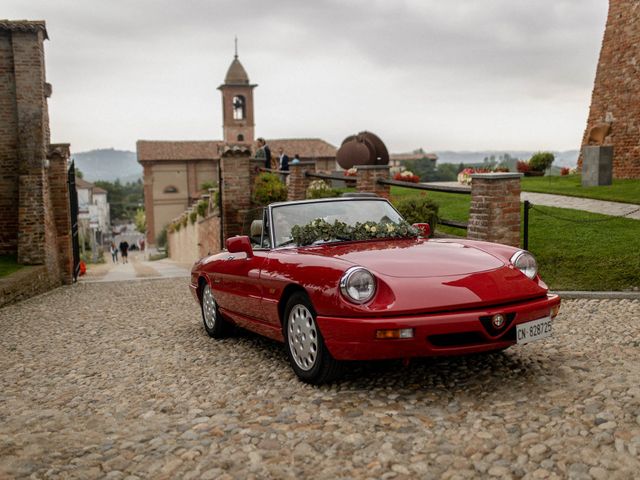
529,204 -> 640,223
522,200 -> 639,250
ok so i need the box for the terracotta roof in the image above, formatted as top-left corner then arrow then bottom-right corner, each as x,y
268,138 -> 336,158
75,177 -> 94,189
390,152 -> 438,161
137,140 -> 222,162
224,56 -> 250,85
92,187 -> 108,194
0,20 -> 48,39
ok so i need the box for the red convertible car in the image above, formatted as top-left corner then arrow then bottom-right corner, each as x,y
190,196 -> 560,384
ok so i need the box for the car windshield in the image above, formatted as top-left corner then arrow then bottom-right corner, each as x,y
271,199 -> 405,247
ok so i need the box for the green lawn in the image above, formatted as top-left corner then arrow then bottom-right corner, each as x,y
390,186 -> 640,291
521,175 -> 640,205
0,255 -> 23,278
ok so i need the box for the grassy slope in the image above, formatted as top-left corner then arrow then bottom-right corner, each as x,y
521,175 -> 640,205
390,186 -> 640,291
0,256 -> 23,278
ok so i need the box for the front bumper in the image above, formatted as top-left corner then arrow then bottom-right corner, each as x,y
317,294 -> 560,360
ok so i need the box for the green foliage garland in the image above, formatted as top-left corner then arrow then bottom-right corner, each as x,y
291,218 -> 418,246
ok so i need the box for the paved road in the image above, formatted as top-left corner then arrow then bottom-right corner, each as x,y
520,192 -> 640,220
1,278 -> 638,479
81,251 -> 190,283
423,182 -> 640,220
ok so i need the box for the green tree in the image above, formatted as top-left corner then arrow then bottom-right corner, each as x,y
94,178 -> 143,222
134,208 -> 146,233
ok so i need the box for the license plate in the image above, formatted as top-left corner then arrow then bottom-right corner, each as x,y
516,316 -> 552,345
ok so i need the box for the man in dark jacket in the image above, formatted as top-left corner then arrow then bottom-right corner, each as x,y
257,137 -> 271,170
119,240 -> 129,264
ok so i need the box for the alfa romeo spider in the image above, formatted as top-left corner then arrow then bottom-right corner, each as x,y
190,196 -> 560,384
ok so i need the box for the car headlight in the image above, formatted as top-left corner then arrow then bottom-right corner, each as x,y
510,251 -> 538,280
340,267 -> 376,304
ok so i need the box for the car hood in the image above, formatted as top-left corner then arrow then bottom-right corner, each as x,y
300,238 -> 504,278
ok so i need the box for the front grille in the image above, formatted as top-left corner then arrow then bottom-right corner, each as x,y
428,326 -> 517,348
479,312 -> 517,337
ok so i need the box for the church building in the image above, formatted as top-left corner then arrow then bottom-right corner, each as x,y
137,51 -> 336,245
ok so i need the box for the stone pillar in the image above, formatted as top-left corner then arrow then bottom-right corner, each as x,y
356,165 -> 391,198
468,173 -> 522,247
582,146 -> 613,186
48,144 -> 73,284
287,161 -> 316,200
220,144 -> 252,239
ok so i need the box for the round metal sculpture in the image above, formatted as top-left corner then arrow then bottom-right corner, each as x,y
336,131 -> 390,169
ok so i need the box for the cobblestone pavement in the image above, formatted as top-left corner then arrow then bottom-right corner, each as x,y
1,279 -> 639,479
423,182 -> 640,220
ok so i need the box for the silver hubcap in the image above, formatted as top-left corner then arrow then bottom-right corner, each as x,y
202,285 -> 216,330
288,304 -> 318,371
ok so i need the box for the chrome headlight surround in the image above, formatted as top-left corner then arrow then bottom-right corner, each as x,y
340,266 -> 377,304
510,251 -> 538,280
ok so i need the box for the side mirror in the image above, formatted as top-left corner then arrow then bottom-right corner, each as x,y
412,223 -> 431,238
226,236 -> 253,258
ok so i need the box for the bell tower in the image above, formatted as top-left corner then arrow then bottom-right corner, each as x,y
218,39 -> 257,144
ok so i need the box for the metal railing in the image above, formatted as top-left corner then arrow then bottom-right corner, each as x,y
377,178 -> 471,195
377,178 -> 470,230
305,171 -> 356,184
259,167 -> 290,175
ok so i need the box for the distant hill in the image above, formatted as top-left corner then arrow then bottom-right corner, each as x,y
72,148 -> 141,183
434,150 -> 579,168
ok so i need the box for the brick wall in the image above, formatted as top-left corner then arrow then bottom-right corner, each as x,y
579,0 -> 640,179
0,21 -> 73,304
468,173 -> 522,247
287,161 -> 316,200
48,145 -> 73,284
0,31 -> 19,255
220,146 -> 252,239
356,166 -> 391,198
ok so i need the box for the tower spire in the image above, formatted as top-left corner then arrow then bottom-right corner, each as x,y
234,36 -> 238,59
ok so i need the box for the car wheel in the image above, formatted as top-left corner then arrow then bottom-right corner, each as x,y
201,283 -> 230,338
284,292 -> 341,385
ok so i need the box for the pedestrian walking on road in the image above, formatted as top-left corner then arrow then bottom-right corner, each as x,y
119,240 -> 129,264
110,242 -> 118,263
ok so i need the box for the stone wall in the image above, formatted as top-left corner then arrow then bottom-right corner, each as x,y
579,0 -> 640,179
168,215 -> 221,264
0,266 -> 59,309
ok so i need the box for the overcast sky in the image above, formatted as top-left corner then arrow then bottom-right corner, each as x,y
5,0 -> 608,153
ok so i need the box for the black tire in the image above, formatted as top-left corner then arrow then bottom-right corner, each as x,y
283,292 -> 341,384
200,283 -> 231,338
